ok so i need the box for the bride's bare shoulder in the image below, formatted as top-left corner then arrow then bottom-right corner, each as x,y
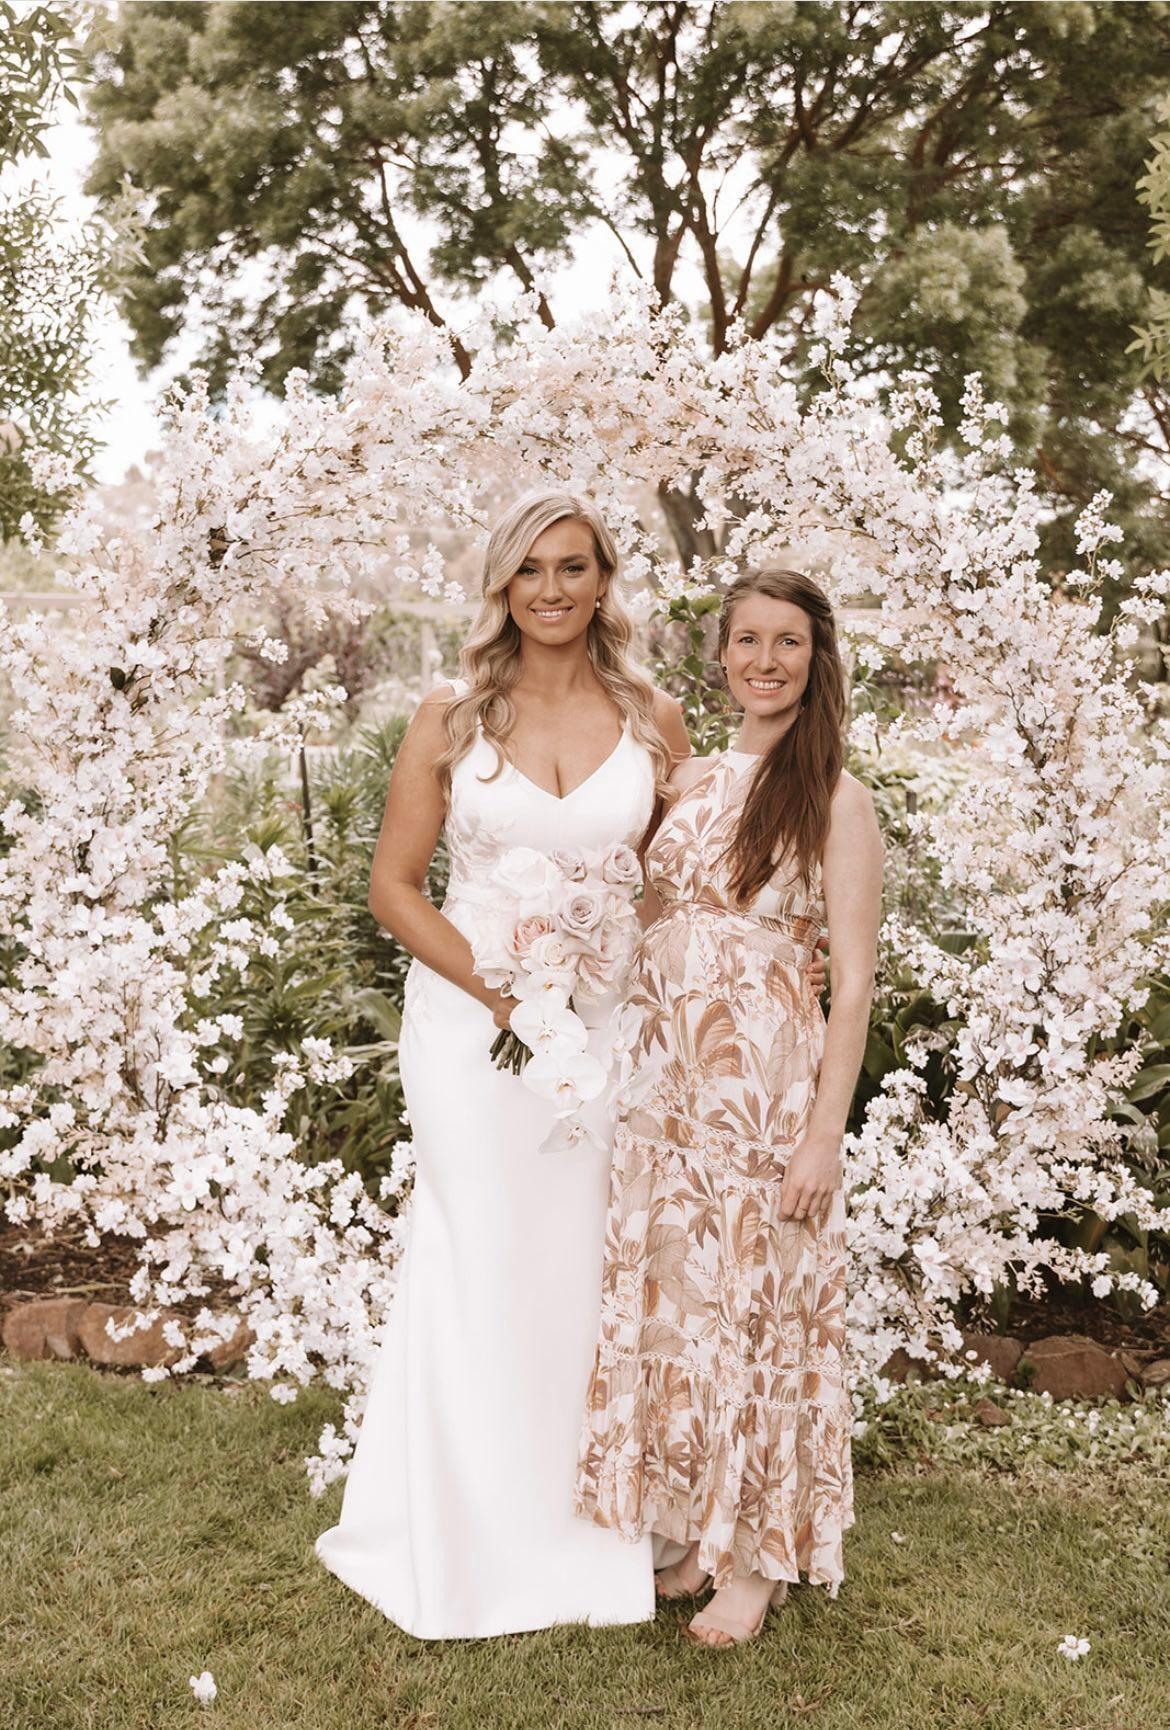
418,680 -> 462,710
650,689 -> 695,770
401,682 -> 461,762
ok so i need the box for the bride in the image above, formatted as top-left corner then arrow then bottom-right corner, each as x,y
315,489 -> 690,1638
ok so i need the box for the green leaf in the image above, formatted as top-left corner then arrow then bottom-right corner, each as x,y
863,1027 -> 897,1080
1126,1063 -> 1170,1103
936,930 -> 977,955
351,988 -> 402,1042
1111,1100 -> 1147,1126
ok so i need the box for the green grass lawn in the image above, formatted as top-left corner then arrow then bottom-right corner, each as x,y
3,1359 -> 1169,1730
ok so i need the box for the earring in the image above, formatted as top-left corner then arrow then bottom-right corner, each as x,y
595,598 -> 601,610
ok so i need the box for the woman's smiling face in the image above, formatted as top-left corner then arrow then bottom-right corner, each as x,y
506,517 -> 607,644
721,594 -> 813,721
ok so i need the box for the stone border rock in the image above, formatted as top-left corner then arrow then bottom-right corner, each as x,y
5,1301 -> 1161,1401
2,1297 -> 253,1371
883,1330 -> 1153,1400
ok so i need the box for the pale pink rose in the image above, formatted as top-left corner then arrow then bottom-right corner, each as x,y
526,931 -> 573,972
574,917 -> 632,995
550,846 -> 587,882
600,843 -> 640,887
510,913 -> 554,958
561,890 -> 605,937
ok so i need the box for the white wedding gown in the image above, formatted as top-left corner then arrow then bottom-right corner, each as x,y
315,687 -> 657,1638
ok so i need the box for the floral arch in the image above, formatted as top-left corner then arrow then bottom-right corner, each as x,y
2,280 -> 1168,1485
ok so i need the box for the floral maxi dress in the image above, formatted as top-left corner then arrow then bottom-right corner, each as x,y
573,748 -> 854,1596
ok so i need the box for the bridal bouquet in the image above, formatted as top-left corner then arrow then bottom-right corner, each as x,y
468,842 -> 643,1152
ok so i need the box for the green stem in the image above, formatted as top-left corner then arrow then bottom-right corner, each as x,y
490,1028 -> 532,1074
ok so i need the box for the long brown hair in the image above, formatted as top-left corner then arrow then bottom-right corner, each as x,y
718,568 -> 846,903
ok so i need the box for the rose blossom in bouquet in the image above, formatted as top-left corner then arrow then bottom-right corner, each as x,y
468,842 -> 643,1151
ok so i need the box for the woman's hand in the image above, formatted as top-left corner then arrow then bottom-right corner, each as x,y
778,1131 -> 842,1222
804,935 -> 828,996
487,988 -> 515,1032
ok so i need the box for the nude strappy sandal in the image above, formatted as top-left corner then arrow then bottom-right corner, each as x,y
654,1558 -> 713,1601
683,1579 -> 789,1647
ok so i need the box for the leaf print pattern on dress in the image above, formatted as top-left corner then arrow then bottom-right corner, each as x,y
574,751 -> 854,1597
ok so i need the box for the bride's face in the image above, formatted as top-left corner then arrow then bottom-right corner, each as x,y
506,518 -> 608,646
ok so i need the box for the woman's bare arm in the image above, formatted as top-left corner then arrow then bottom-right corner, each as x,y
778,772 -> 883,1221
368,686 -> 511,1021
635,692 -> 694,928
654,689 -> 693,773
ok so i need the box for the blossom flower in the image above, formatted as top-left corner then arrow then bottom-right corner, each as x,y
524,931 -> 575,974
188,1671 -> 217,1704
2,278 -> 1167,1494
508,997 -> 588,1054
1056,1635 -> 1090,1661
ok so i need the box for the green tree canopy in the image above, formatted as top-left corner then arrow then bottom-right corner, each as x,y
1132,96 -> 1170,385
85,0 -> 1170,567
0,2 -> 132,541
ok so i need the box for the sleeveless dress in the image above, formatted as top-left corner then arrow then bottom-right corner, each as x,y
315,686 -> 657,1639
573,749 -> 854,1597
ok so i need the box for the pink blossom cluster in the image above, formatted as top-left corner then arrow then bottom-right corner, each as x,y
1,279 -> 1168,1487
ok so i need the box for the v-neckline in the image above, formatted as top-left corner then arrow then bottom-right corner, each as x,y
507,726 -> 627,803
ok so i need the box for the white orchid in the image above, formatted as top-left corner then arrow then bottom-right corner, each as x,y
522,1047 -> 609,1105
508,997 -> 588,1054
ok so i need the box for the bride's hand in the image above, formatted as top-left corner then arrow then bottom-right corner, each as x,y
778,1132 -> 841,1222
804,936 -> 828,996
487,989 -> 515,1032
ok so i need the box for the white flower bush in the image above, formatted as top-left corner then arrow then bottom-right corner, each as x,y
1,279 -> 1168,1489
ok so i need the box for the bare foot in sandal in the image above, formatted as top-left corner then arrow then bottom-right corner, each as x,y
684,1573 -> 788,1647
654,1541 -> 711,1601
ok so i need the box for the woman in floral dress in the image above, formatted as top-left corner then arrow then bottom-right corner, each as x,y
574,568 -> 883,1647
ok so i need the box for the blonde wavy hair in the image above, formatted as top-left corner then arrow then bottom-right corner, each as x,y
436,489 -> 673,807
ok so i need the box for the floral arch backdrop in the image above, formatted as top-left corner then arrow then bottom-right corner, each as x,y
2,282 -> 1169,1487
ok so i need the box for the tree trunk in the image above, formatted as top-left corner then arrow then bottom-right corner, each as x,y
656,478 -> 719,568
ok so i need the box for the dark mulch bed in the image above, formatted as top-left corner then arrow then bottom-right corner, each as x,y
3,1221 -> 1168,1359
0,1221 -> 236,1321
1003,1287 -> 1169,1356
